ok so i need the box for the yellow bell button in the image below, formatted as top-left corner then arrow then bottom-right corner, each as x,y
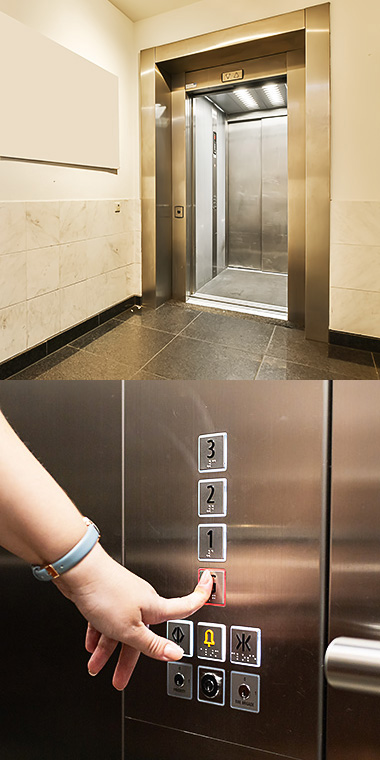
204,629 -> 215,647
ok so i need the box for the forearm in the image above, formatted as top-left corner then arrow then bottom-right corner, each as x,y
0,410 -> 87,565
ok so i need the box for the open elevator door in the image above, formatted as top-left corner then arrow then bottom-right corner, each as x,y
188,77 -> 288,319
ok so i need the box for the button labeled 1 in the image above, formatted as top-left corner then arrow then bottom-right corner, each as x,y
198,524 -> 227,562
198,433 -> 227,473
198,478 -> 227,516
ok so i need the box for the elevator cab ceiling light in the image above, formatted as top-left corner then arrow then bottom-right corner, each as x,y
262,83 -> 284,107
234,88 -> 259,109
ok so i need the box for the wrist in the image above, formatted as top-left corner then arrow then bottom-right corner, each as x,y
32,517 -> 100,582
53,541 -> 108,597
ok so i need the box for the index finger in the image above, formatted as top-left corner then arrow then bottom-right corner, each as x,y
153,569 -> 213,623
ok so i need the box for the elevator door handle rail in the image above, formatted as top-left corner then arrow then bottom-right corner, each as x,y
325,637 -> 380,696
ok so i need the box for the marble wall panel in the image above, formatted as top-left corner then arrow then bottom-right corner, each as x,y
331,201 -> 380,247
0,202 -> 26,255
59,201 -> 87,244
60,241 -> 88,288
60,281 -> 88,332
27,290 -> 60,348
0,302 -> 27,361
86,272 -> 109,318
0,252 -> 27,308
27,247 -> 60,299
330,244 -> 380,292
330,287 -> 380,339
26,202 -> 60,250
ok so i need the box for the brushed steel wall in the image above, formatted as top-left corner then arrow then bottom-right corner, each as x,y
327,382 -> 380,759
0,382 -> 123,760
123,380 -> 328,760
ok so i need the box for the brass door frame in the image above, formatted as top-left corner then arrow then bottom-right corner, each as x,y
140,4 -> 330,341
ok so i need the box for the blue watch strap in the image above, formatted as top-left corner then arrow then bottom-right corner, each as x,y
31,518 -> 100,581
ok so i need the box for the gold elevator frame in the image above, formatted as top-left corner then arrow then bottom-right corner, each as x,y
140,4 -> 330,342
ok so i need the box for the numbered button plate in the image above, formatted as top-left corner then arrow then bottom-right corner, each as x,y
198,524 -> 227,562
198,433 -> 227,473
198,478 -> 227,517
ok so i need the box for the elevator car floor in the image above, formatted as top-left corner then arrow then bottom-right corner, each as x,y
6,302 -> 380,380
7,301 -> 380,380
197,268 -> 287,311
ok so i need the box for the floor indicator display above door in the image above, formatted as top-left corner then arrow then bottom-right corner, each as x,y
197,622 -> 226,661
198,523 -> 227,561
230,626 -> 261,667
167,620 -> 194,657
230,671 -> 260,713
198,433 -> 227,472
167,662 -> 193,700
198,666 -> 225,706
198,478 -> 227,516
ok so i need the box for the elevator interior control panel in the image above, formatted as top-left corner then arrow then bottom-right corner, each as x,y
166,430 -> 262,713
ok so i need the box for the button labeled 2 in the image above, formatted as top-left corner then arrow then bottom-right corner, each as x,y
198,524 -> 227,562
198,433 -> 227,473
198,478 -> 227,516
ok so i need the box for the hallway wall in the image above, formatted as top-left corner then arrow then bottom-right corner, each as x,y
0,0 -> 141,363
135,0 -> 380,341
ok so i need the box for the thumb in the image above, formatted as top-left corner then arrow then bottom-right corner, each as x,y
130,623 -> 184,661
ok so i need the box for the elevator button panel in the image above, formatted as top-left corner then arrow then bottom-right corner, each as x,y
167,662 -> 193,700
197,666 -> 225,706
198,524 -> 227,562
197,622 -> 226,661
198,478 -> 227,516
167,620 -> 193,658
198,433 -> 227,472
230,626 -> 261,667
198,569 -> 226,606
230,671 -> 260,713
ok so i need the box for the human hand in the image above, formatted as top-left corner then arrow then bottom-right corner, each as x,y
55,543 -> 212,690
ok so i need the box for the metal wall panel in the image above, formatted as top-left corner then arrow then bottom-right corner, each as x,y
124,381 -> 327,760
194,96 -> 213,290
0,381 -> 123,760
327,381 -> 380,759
156,67 -> 172,305
262,116 -> 288,273
228,120 -> 262,269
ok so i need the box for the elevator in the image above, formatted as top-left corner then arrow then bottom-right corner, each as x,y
141,5 -> 330,341
189,78 -> 288,318
1,380 -> 380,759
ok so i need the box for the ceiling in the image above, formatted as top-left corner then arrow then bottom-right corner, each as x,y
204,81 -> 287,115
108,0 -> 197,22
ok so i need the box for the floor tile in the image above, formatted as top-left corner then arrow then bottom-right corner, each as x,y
10,346 -> 80,379
256,356 -> 368,380
115,302 -> 200,334
182,310 -> 274,354
77,322 -> 175,375
69,318 -> 124,350
131,369 -> 167,380
266,326 -> 378,379
145,335 -> 261,379
16,347 -> 133,380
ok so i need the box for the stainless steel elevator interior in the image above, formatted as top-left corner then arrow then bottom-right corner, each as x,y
1,380 -> 380,759
188,78 -> 288,318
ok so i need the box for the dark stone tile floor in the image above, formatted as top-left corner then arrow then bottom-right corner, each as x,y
8,301 -> 380,381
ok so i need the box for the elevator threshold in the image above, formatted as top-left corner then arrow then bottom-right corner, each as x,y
187,293 -> 288,321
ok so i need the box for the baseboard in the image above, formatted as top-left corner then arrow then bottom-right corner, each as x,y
329,329 -> 380,354
0,296 -> 142,380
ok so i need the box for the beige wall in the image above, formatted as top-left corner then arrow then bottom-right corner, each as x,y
0,0 -> 141,363
135,0 -> 380,339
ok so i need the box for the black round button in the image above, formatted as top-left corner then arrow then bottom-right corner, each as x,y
201,672 -> 222,699
174,672 -> 185,688
238,683 -> 251,700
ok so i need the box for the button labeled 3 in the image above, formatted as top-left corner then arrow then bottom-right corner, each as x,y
198,433 -> 227,473
167,620 -> 193,657
197,622 -> 226,661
